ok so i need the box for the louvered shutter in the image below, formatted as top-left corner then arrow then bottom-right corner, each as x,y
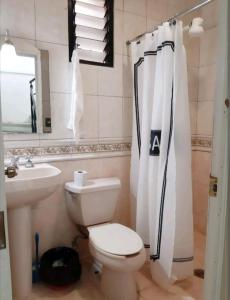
68,0 -> 114,67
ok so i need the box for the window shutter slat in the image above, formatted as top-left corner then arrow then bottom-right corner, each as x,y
69,0 -> 113,66
76,13 -> 106,30
77,48 -> 106,62
76,25 -> 106,41
77,0 -> 105,8
76,37 -> 106,52
75,1 -> 106,18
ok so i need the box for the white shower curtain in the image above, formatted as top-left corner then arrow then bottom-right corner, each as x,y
130,21 -> 193,287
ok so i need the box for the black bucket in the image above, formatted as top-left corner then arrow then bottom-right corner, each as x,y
39,247 -> 81,286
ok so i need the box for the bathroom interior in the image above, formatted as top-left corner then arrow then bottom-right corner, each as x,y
0,0 -> 221,299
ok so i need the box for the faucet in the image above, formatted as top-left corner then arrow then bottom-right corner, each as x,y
25,156 -> 34,168
5,166 -> 17,178
10,156 -> 20,169
4,156 -> 20,178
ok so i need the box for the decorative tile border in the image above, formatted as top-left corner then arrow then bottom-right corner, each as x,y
191,136 -> 212,150
4,136 -> 212,158
5,143 -> 132,158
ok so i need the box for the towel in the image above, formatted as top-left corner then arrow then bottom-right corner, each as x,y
67,50 -> 84,140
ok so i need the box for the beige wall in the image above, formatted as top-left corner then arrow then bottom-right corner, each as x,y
192,0 -> 219,234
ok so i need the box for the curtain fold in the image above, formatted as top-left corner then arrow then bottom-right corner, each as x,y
130,21 -> 193,287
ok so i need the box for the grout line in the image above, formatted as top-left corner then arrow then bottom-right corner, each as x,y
0,34 -> 69,48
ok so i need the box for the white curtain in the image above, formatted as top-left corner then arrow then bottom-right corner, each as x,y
130,21 -> 193,287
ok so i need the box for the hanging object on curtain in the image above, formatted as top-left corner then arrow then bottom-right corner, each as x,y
130,21 -> 193,288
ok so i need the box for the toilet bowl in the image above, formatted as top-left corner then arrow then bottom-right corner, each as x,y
65,177 -> 146,300
88,223 -> 146,300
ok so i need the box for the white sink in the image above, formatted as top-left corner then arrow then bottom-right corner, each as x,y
5,163 -> 61,299
5,163 -> 61,209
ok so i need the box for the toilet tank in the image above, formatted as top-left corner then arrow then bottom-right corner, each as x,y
65,178 -> 121,227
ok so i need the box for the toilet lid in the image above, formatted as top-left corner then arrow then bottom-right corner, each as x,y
88,223 -> 143,256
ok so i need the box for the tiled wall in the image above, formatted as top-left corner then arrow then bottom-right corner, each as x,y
192,0 -> 219,234
0,0 -> 184,257
164,1 -> 218,235
1,0 -> 208,149
1,0 -> 218,254
31,155 -> 131,259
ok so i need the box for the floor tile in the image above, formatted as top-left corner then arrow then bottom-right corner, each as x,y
18,232 -> 205,300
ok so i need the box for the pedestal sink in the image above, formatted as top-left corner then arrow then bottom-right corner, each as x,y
5,163 -> 61,299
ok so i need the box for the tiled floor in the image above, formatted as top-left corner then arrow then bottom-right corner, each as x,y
21,231 -> 206,300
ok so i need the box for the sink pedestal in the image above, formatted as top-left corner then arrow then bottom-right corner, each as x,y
8,206 -> 32,299
5,163 -> 61,299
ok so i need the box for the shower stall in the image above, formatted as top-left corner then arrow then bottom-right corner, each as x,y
128,0 -> 229,299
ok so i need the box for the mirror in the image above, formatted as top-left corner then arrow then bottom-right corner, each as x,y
0,48 -> 52,134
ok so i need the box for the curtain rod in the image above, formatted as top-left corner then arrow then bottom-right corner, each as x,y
126,0 -> 214,45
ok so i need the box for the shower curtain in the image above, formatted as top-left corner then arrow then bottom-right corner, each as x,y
130,21 -> 193,287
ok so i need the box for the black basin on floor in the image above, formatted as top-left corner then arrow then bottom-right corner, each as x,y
39,247 -> 81,286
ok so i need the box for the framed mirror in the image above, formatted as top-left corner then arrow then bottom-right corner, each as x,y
0,40 -> 52,134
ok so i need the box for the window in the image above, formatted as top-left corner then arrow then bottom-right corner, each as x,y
68,0 -> 114,67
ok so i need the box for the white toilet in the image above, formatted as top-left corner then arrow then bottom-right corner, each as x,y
65,177 -> 146,300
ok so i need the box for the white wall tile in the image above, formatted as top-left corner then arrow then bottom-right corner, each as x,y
197,101 -> 214,136
32,201 -> 76,257
37,41 -> 71,93
188,67 -> 199,102
122,55 -> 133,98
98,55 -> 123,97
114,0 -> 123,10
99,96 -> 123,138
166,0 -> 189,17
124,0 -> 146,17
0,0 -> 35,39
4,139 -> 40,149
184,35 -> 200,68
80,64 -> 98,95
114,10 -> 124,55
198,64 -> 217,101
200,27 -> 218,66
42,93 -> 73,140
123,98 -> 133,137
189,101 -> 197,135
35,0 -> 68,44
123,12 -> 146,55
146,18 -> 159,32
81,95 -> 98,140
146,0 -> 168,22
201,0 -> 219,30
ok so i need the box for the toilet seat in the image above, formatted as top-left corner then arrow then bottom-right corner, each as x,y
88,223 -> 143,256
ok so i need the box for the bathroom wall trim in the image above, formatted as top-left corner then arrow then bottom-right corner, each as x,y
191,135 -> 213,152
5,142 -> 131,159
4,136 -> 212,162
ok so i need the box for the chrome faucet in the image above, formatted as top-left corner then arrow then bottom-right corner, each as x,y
25,156 -> 34,168
10,156 -> 20,169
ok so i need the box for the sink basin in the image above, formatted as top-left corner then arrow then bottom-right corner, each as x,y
5,163 -> 61,209
5,163 -> 61,299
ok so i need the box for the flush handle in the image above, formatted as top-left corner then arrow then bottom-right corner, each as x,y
0,211 -> 6,250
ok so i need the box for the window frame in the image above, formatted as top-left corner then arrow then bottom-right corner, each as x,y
68,0 -> 114,68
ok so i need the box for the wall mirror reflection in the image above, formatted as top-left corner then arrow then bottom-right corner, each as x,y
0,33 -> 52,134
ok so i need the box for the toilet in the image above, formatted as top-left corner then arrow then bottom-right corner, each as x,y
65,177 -> 146,300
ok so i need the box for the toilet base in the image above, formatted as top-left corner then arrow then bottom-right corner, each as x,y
101,266 -> 138,300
